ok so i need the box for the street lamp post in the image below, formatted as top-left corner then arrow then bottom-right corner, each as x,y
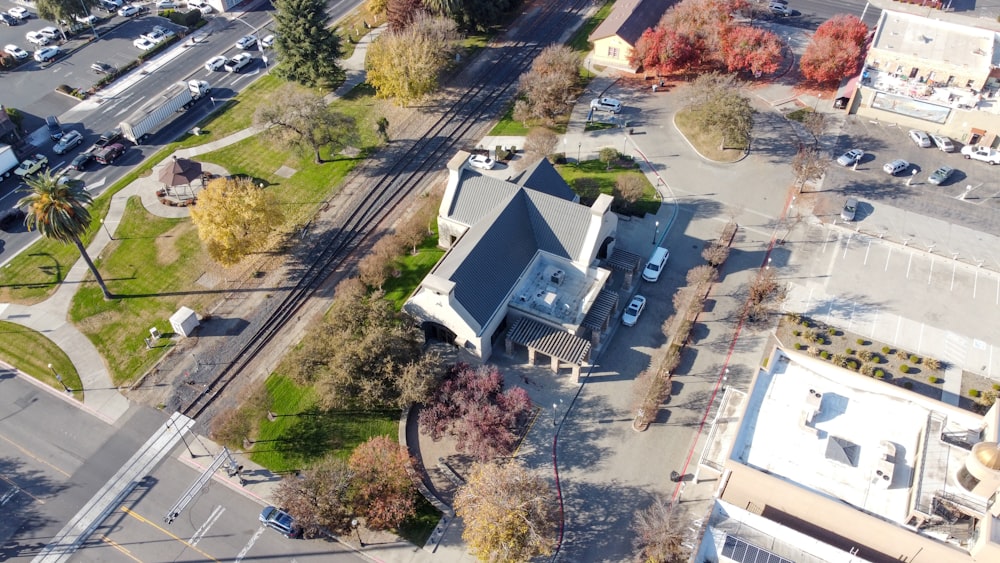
552,402 -> 558,427
351,518 -> 365,547
100,218 -> 114,240
653,220 -> 660,245
577,142 -> 581,164
48,363 -> 71,393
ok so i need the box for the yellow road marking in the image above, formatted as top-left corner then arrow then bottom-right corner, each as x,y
119,506 -> 219,562
0,473 -> 46,505
100,534 -> 144,563
0,432 -> 71,477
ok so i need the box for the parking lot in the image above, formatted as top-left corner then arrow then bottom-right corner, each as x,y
823,115 -> 1000,238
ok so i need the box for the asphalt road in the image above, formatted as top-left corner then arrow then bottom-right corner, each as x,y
753,0 -> 882,30
0,371 -> 163,562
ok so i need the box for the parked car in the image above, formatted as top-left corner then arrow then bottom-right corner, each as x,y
75,13 -> 98,24
260,34 -> 275,48
26,31 -> 49,46
908,129 -> 932,148
259,507 -> 301,538
133,37 -> 156,50
70,152 -> 94,171
468,154 -> 495,170
769,2 -> 793,16
14,154 -> 48,177
53,130 -> 84,154
590,97 -> 622,113
118,4 -> 141,17
840,196 -> 858,221
622,295 -> 646,326
882,159 -> 909,175
155,0 -> 175,8
642,247 -> 669,282
836,149 -> 864,166
8,7 -> 30,20
927,165 -> 955,186
0,13 -> 18,26
142,29 -> 167,43
91,61 -> 115,74
930,135 -> 955,152
224,53 -> 252,72
93,129 -> 122,149
188,0 -> 213,13
4,44 -> 28,60
46,116 -> 62,140
960,145 -> 1000,165
204,55 -> 226,71
0,206 -> 26,232
94,143 -> 125,165
34,46 -> 60,62
38,26 -> 59,40
235,35 -> 257,49
152,25 -> 175,39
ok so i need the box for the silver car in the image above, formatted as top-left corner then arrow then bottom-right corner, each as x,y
882,159 -> 909,175
840,197 -> 858,221
836,149 -> 863,166
908,129 -> 932,148
930,135 -> 955,152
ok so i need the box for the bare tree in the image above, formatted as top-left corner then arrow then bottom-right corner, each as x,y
613,174 -> 645,205
632,497 -> 691,563
514,45 -> 580,124
522,127 -> 558,165
254,84 -> 359,163
791,145 -> 827,192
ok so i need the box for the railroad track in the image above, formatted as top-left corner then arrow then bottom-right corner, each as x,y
181,0 -> 596,420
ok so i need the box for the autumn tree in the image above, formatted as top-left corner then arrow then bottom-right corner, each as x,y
633,497 -> 690,563
188,177 -> 285,266
660,0 -> 748,66
358,235 -> 401,290
274,455 -> 353,537
721,26 -> 782,76
614,174 -> 646,206
386,0 -> 422,32
629,27 -> 698,76
791,145 -> 827,192
745,267 -> 787,325
512,45 -> 579,124
254,84 -> 359,164
279,279 -> 442,408
686,72 -> 753,149
522,127 -> 558,165
419,363 -> 532,461
273,0 -> 345,88
800,15 -> 868,84
454,461 -> 557,562
348,436 -> 417,530
599,147 -> 619,170
452,0 -> 517,31
366,14 -> 461,105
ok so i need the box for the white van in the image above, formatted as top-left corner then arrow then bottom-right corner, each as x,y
642,247 -> 669,282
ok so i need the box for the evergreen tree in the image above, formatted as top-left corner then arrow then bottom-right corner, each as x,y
273,0 -> 345,89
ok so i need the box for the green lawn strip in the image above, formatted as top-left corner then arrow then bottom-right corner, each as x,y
383,226 -> 444,311
673,107 -> 746,162
69,197 -> 212,386
0,320 -> 83,400
397,496 -> 440,547
568,0 -> 614,53
556,160 -> 660,216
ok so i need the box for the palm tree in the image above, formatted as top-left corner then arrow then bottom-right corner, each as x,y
17,170 -> 114,299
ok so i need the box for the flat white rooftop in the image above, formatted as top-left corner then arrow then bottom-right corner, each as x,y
872,10 -> 994,73
732,352 -> 984,523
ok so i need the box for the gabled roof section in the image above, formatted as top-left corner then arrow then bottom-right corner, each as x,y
445,171 -> 521,227
523,189 -> 590,259
588,0 -> 672,45
509,158 -> 578,201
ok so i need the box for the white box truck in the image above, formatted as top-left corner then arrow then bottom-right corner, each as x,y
119,80 -> 211,144
0,144 -> 19,178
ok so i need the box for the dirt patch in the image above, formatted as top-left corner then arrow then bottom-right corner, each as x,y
959,372 -> 999,413
155,222 -> 193,266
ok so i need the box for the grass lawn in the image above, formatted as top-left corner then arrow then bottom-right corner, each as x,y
68,197 -> 212,386
673,107 -> 747,163
568,0 -> 614,53
383,225 -> 444,311
0,320 -> 83,400
250,375 -> 399,471
556,160 -> 661,216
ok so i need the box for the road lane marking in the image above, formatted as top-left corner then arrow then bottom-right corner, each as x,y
120,506 -> 219,562
863,240 -> 871,265
884,247 -> 892,271
928,257 -> 935,285
842,233 -> 852,259
0,432 -> 71,477
906,252 -> 913,279
100,534 -> 143,563
0,474 -> 45,504
190,505 -> 225,547
234,526 -> 265,563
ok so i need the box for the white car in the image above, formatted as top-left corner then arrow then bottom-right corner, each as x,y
260,34 -> 275,49
118,5 -> 141,17
142,29 -> 166,43
189,0 -> 213,13
204,55 -> 226,71
622,295 -> 646,327
235,35 -> 257,49
53,130 -> 84,155
908,129 -> 932,148
133,37 -> 156,50
14,154 -> 48,177
468,154 -> 495,170
590,97 -> 622,113
155,0 -> 175,8
224,52 -> 252,72
34,46 -> 60,62
8,7 -> 29,20
769,3 -> 793,16
961,145 -> 1000,165
26,31 -> 49,46
882,159 -> 909,175
4,44 -> 28,60
836,149 -> 863,167
75,13 -> 99,24
152,25 -> 175,39
38,26 -> 60,40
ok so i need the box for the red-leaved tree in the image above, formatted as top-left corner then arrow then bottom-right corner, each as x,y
660,0 -> 748,66
419,363 -> 533,461
800,15 -> 868,84
348,436 -> 417,530
721,26 -> 783,76
630,27 -> 699,75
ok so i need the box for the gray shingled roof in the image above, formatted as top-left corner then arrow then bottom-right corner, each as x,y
434,178 -> 595,328
588,0 -> 673,45
509,158 -> 577,201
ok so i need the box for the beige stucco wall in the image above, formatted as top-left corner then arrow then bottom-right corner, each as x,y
867,48 -> 988,91
853,86 -> 1000,148
591,35 -> 635,73
719,463 -> 977,561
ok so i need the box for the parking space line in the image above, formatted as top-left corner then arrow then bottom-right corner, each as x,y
906,252 -> 913,279
235,526 -> 265,563
871,307 -> 879,338
119,506 -> 219,562
917,323 -> 925,354
928,257 -> 935,285
884,247 -> 892,272
894,316 -> 902,345
842,233 -> 853,259
974,268 -> 979,299
847,301 -> 857,333
864,240 -> 871,265
100,534 -> 143,563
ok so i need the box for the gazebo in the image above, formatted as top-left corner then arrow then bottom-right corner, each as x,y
157,156 -> 204,204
